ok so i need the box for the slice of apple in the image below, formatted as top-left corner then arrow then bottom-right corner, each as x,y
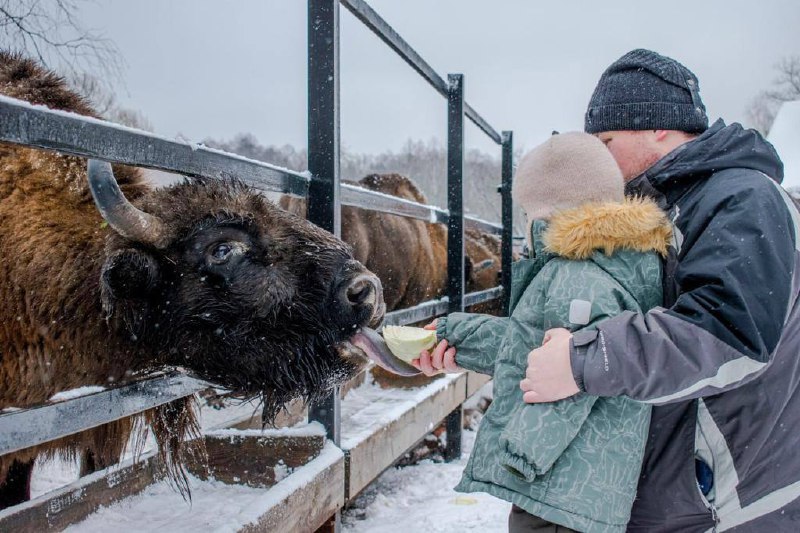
381,325 -> 438,364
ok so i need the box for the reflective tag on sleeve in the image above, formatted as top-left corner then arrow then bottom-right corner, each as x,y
568,299 -> 592,325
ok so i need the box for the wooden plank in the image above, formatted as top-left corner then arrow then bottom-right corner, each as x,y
466,371 -> 492,399
0,453 -> 159,532
186,430 -> 325,488
239,443 -> 345,533
342,372 -> 467,499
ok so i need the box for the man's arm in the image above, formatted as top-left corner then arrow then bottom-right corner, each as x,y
572,175 -> 797,404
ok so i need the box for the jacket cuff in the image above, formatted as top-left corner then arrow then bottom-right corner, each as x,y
500,451 -> 538,483
570,330 -> 598,393
435,316 -> 449,342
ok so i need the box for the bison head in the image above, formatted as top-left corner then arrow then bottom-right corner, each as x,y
88,161 -> 386,418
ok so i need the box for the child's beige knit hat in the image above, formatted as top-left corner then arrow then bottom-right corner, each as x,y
512,132 -> 624,224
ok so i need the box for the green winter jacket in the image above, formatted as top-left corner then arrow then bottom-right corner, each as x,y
437,198 -> 670,533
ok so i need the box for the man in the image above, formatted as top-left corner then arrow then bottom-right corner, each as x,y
520,49 -> 800,531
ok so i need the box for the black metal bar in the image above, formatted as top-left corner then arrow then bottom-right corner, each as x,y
339,0 -> 501,145
340,0 -> 445,93
340,183 -> 448,224
445,73 -> 464,462
447,74 -> 465,316
338,183 -> 502,235
464,103 -> 502,145
501,131 -> 514,314
462,215 -> 502,237
307,0 -> 342,450
381,287 -> 502,327
463,286 -> 503,308
443,406 -> 462,462
0,373 -> 207,456
383,298 -> 449,327
0,96 -> 308,196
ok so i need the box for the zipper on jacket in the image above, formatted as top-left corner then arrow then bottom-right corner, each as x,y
710,505 -> 719,531
697,474 -> 720,531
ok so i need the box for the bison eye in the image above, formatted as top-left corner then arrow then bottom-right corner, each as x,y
210,243 -> 234,263
205,241 -> 249,267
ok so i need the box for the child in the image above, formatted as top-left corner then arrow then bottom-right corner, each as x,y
413,132 -> 671,533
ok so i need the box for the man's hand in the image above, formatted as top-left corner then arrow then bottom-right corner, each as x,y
519,328 -> 580,403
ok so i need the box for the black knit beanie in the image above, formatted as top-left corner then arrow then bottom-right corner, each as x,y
585,49 -> 708,134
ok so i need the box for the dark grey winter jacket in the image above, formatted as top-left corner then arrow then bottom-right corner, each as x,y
570,120 -> 800,532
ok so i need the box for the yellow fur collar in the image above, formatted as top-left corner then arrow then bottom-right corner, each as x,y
542,197 -> 672,260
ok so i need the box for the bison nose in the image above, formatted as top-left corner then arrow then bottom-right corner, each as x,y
333,265 -> 385,329
346,275 -> 377,306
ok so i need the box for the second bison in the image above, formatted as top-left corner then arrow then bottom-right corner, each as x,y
281,173 -> 504,315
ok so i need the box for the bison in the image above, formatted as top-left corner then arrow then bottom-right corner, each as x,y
280,173 -> 504,315
0,52 -> 388,508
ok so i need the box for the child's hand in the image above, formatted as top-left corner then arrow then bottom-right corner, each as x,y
422,319 -> 438,331
412,338 -> 461,376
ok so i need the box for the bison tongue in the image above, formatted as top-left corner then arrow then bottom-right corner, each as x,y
351,327 -> 421,377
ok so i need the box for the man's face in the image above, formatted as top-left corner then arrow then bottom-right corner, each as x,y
595,130 -> 663,182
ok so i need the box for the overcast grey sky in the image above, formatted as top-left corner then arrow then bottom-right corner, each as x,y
77,0 -> 799,158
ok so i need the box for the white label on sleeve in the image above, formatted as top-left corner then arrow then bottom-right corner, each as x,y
569,299 -> 592,325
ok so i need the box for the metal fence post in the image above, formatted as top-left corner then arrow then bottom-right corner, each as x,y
307,0 -> 341,447
501,131 -> 514,315
308,3 -> 342,531
445,73 -> 465,462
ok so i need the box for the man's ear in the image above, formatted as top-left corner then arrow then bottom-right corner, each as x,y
100,248 -> 160,319
654,129 -> 670,141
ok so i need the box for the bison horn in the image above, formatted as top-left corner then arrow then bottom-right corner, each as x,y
87,160 -> 168,248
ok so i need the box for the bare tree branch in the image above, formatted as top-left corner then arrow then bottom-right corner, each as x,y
746,56 -> 800,135
0,0 -> 123,87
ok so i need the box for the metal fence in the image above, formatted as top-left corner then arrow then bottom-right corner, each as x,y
0,0 -> 513,511
307,0 -> 513,459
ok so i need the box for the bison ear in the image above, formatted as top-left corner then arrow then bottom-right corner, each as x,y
100,249 -> 161,316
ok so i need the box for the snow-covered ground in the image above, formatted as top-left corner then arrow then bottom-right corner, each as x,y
54,426 -> 509,533
341,427 -> 510,533
29,376 -> 509,532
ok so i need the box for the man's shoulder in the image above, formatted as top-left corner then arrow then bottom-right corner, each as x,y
690,167 -> 786,211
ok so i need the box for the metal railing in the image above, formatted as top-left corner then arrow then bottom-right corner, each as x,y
305,1 -> 514,488
0,0 -> 514,518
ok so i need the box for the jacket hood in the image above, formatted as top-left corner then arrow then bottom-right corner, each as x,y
542,197 -> 672,260
628,119 -> 784,201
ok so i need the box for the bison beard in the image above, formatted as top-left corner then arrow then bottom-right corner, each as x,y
0,51 -> 385,507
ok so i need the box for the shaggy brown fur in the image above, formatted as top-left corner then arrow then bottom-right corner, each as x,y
543,197 -> 672,259
0,52 -> 383,507
280,173 -> 505,315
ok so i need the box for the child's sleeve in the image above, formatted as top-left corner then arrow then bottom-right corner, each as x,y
499,261 -> 640,480
436,313 -> 509,377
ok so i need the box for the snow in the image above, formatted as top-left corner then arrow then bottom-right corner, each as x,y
29,375 -> 508,531
205,422 -> 326,439
56,426 -> 511,533
30,457 -> 81,499
342,428 -> 510,533
340,371 -> 460,449
768,100 -> 800,191
49,386 -> 106,402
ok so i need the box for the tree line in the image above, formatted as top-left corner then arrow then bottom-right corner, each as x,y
203,133 -> 527,235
